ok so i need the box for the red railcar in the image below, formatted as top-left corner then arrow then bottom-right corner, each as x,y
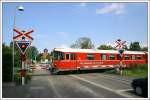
51,48 -> 147,73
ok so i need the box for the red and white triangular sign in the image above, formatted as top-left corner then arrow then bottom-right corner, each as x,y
16,41 -> 31,54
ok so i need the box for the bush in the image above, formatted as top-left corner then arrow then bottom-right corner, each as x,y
2,43 -> 21,82
14,68 -> 32,85
123,64 -> 148,77
105,64 -> 148,78
2,45 -> 13,82
14,72 -> 32,85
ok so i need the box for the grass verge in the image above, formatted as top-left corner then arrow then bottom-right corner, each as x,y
105,64 -> 148,78
14,68 -> 32,85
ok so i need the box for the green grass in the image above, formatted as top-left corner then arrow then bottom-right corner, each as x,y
14,68 -> 32,85
105,64 -> 148,78
123,64 -> 148,77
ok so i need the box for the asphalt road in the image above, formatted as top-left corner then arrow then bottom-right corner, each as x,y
27,65 -> 142,98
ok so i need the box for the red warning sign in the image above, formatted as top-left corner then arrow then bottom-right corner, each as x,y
16,41 -> 31,54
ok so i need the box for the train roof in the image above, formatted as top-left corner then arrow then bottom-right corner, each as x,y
53,48 -> 146,54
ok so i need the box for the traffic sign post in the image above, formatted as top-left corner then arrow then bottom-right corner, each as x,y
115,39 -> 126,75
13,27 -> 33,85
22,59 -> 25,85
19,53 -> 27,85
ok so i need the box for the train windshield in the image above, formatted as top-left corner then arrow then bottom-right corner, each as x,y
53,51 -> 64,60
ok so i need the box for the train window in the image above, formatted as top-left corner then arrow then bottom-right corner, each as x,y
101,54 -> 106,60
59,53 -> 64,60
124,55 -> 129,60
87,53 -> 94,60
71,53 -> 76,60
137,55 -> 141,60
132,55 -> 136,60
53,51 -> 64,60
53,51 -> 58,60
109,55 -> 115,60
66,54 -> 70,60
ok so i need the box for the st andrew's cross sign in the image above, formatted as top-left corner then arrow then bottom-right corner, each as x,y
13,27 -> 34,41
115,39 -> 126,56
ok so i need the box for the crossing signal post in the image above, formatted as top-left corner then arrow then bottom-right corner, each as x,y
13,27 -> 33,85
115,39 -> 126,75
16,41 -> 31,85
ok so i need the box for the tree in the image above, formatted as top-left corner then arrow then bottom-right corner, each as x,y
97,44 -> 115,50
141,47 -> 148,52
129,42 -> 141,51
2,43 -> 13,82
123,45 -> 128,50
10,41 -> 21,68
46,53 -> 51,61
36,53 -> 43,61
70,37 -> 94,49
26,46 -> 39,62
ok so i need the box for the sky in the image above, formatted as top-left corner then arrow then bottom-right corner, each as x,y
2,2 -> 148,53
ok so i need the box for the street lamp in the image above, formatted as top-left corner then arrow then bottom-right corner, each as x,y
12,6 -> 24,82
18,6 -> 24,11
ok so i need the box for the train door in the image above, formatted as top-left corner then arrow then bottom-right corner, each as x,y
64,53 -> 77,70
61,53 -> 75,70
70,53 -> 77,70
64,53 -> 71,69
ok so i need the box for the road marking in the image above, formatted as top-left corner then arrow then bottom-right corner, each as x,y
91,73 -> 131,85
101,73 -> 132,82
30,86 -> 45,90
116,89 -> 134,92
100,75 -> 130,85
71,75 -> 114,92
47,77 -> 61,97
71,75 -> 134,98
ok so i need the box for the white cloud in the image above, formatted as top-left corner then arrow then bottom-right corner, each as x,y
96,3 -> 125,15
140,42 -> 148,47
56,32 -> 68,37
57,44 -> 68,48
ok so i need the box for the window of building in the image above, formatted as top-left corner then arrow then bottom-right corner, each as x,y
71,53 -> 76,60
101,54 -> 106,60
124,55 -> 129,60
87,53 -> 94,60
132,55 -> 136,60
109,55 -> 115,60
66,54 -> 70,60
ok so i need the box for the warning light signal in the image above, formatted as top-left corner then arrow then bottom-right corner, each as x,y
16,41 -> 31,54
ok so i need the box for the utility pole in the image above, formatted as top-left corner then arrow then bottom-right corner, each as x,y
12,6 -> 24,82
